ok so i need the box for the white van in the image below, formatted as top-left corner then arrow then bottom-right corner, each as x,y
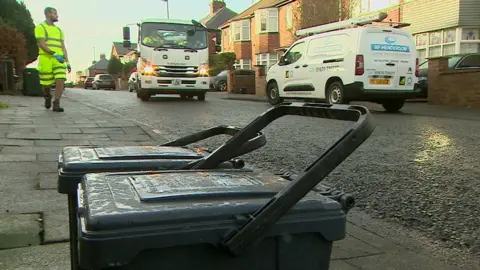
266,13 -> 421,112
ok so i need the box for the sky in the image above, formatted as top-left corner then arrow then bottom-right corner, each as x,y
23,0 -> 258,80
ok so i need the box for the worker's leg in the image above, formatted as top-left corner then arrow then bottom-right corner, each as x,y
37,55 -> 55,109
52,61 -> 67,112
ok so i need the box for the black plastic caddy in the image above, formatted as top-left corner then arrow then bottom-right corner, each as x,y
57,125 -> 265,270
76,102 -> 375,270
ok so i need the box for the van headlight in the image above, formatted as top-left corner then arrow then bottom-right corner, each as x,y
198,64 -> 209,76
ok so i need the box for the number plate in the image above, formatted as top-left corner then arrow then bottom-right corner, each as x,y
172,79 -> 181,85
369,78 -> 390,85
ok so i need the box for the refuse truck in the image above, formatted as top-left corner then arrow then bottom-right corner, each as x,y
122,18 -> 220,102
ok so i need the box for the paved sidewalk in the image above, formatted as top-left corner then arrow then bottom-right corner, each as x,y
0,95 -> 466,269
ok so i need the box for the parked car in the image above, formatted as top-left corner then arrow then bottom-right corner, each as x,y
84,77 -> 94,89
418,53 -> 480,98
210,70 -> 228,91
128,72 -> 138,92
92,74 -> 115,90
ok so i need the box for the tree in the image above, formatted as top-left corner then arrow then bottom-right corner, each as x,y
0,0 -> 38,64
122,60 -> 137,79
209,52 -> 236,76
107,56 -> 123,76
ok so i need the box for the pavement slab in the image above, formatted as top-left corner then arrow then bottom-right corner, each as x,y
80,127 -> 126,134
329,260 -> 360,270
122,126 -> 150,135
34,139 -> 92,146
332,233 -> 383,260
0,174 -> 38,192
0,243 -> 70,270
37,172 -> 58,190
0,139 -> 35,146
108,134 -> 152,141
1,146 -> 62,154
37,153 -> 59,162
0,213 -> 41,249
0,189 -> 67,213
42,210 -> 69,243
97,122 -> 138,128
34,128 -> 83,134
0,154 -> 37,162
61,133 -> 109,140
6,132 -> 61,140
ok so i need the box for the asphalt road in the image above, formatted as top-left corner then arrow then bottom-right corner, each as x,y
65,88 -> 480,257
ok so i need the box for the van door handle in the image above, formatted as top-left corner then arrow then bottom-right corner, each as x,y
386,63 -> 395,66
302,64 -> 308,67
295,65 -> 300,69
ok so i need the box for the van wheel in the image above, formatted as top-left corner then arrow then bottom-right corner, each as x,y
267,82 -> 283,105
382,100 -> 405,112
327,82 -> 347,104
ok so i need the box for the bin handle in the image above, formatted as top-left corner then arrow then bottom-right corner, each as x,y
195,102 -> 375,256
164,125 -> 266,168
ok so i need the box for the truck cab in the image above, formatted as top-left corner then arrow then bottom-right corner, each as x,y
123,19 -> 219,102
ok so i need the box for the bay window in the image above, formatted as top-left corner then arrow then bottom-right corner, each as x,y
234,59 -> 252,70
232,20 -> 250,41
255,8 -> 278,33
256,53 -> 279,71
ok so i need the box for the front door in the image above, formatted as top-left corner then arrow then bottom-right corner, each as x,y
277,42 -> 313,98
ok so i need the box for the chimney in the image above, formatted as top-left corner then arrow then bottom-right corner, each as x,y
100,54 -> 106,60
210,0 -> 225,14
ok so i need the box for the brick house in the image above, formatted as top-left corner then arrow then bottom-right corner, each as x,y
219,0 -> 339,71
199,0 -> 238,54
87,54 -> 109,77
111,42 -> 138,64
345,0 -> 480,64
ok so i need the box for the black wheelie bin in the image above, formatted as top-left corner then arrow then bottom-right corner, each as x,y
75,102 -> 375,270
57,125 -> 266,270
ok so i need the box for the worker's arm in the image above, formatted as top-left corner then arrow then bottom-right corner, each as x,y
61,41 -> 69,63
34,25 -> 55,55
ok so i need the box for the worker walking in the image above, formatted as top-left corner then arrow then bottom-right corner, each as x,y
34,7 -> 71,112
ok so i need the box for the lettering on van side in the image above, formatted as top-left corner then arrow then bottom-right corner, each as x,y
371,44 -> 410,53
311,66 -> 340,72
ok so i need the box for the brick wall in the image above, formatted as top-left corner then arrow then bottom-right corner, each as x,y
227,70 -> 256,94
255,33 -> 280,54
254,65 -> 267,96
222,27 -> 233,52
234,41 -> 252,59
278,2 -> 298,48
428,57 -> 480,108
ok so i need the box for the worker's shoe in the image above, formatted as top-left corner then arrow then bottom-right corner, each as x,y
44,95 -> 52,109
52,100 -> 64,112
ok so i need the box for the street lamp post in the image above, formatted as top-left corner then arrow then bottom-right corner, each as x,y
162,0 -> 169,19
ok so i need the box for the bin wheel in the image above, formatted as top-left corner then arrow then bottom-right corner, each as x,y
197,93 -> 206,101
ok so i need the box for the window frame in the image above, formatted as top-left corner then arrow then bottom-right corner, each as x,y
232,19 -> 251,41
256,8 -> 279,34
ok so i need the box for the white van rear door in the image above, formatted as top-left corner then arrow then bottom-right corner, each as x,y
392,31 -> 416,90
360,28 -> 405,90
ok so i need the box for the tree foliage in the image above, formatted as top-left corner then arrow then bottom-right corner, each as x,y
209,52 -> 236,76
107,56 -> 123,75
0,0 -> 38,64
122,60 -> 137,79
0,24 -> 27,72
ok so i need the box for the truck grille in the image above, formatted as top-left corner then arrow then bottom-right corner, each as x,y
155,66 -> 199,78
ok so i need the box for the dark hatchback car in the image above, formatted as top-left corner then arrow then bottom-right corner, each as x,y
92,74 -> 116,90
84,77 -> 94,89
418,53 -> 480,98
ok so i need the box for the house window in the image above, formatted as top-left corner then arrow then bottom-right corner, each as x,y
234,59 -> 251,70
233,20 -> 250,41
359,0 -> 399,13
256,53 -> 279,71
414,28 -> 464,57
256,8 -> 278,33
286,5 -> 293,29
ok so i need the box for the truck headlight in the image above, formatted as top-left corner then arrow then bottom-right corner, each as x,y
144,65 -> 154,75
198,64 -> 209,76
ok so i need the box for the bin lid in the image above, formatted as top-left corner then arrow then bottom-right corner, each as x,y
60,146 -> 205,172
79,170 -> 346,243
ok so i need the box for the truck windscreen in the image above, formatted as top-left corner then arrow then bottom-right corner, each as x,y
141,22 -> 208,50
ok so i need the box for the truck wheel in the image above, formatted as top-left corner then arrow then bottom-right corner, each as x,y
327,81 -> 347,104
267,82 -> 283,105
197,93 -> 206,101
187,95 -> 194,99
139,93 -> 151,102
382,100 -> 405,112
136,92 -> 140,98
